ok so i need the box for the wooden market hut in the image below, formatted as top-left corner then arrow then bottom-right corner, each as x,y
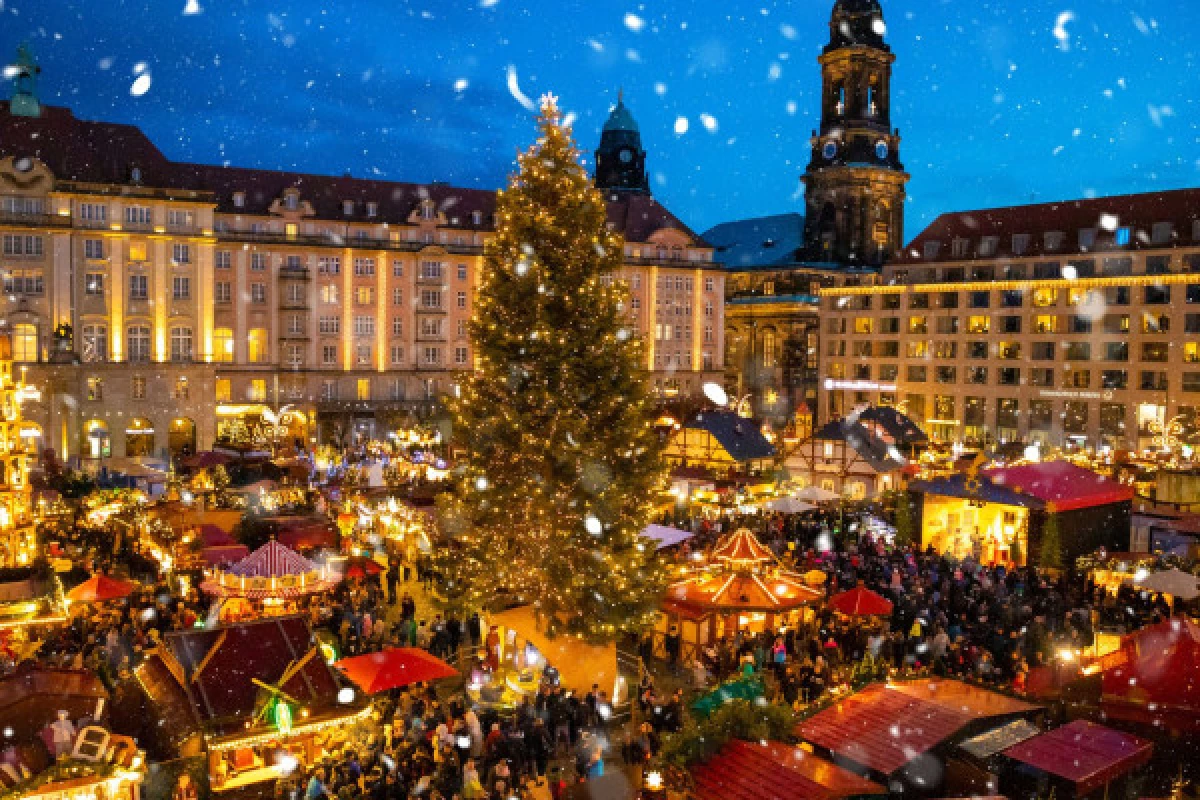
997,720 -> 1152,799
691,739 -> 885,800
132,615 -> 369,792
656,528 -> 822,660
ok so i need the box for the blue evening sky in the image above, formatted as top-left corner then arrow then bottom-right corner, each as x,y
5,0 -> 1199,238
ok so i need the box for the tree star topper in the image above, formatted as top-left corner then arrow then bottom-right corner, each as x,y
539,92 -> 560,115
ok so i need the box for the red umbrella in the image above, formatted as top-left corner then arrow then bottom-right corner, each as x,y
67,574 -> 134,604
343,565 -> 367,581
828,585 -> 893,616
335,648 -> 458,693
344,556 -> 383,576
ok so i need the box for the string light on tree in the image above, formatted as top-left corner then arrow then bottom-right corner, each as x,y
435,95 -> 668,642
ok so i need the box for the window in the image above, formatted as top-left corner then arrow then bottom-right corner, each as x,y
320,285 -> 339,304
251,283 -> 266,304
968,341 -> 989,359
996,398 -> 1020,430
455,346 -> 469,365
1065,342 -> 1091,360
1044,231 -> 1065,251
248,328 -> 268,363
322,344 -> 338,365
247,379 -> 267,403
1102,257 -> 1133,277
1000,290 -> 1023,308
456,290 -> 467,309
354,258 -> 376,276
909,293 -> 929,309
1142,312 -> 1169,334
978,236 -> 998,257
1032,315 -> 1056,334
172,243 -> 191,264
391,287 -> 404,307
287,314 -> 305,335
356,344 -> 372,366
1032,288 -> 1057,308
420,261 -> 443,280
1106,286 -> 1131,306
170,326 -> 193,362
1141,343 -> 1169,363
1033,262 -> 1060,280
129,274 -> 148,300
1069,315 -> 1092,334
1030,400 -> 1054,431
167,209 -> 193,228
420,289 -> 442,309
966,316 -> 990,334
998,367 -> 1021,386
1011,233 -> 1031,255
213,327 -> 233,362
1000,316 -> 1021,334
1031,342 -> 1055,360
78,203 -> 107,223
172,276 -> 191,300
84,273 -> 105,296
127,206 -> 154,226
906,365 -> 927,383
423,346 -> 442,366
354,316 -> 375,336
420,318 -> 443,337
935,366 -> 957,384
127,325 -> 151,362
455,263 -> 468,281
762,332 -> 777,367
249,252 -> 268,271
4,269 -> 43,295
319,316 -> 341,335
1064,401 -> 1089,433
1146,255 -> 1172,275
1105,342 -> 1129,362
1101,370 -> 1128,389
1063,369 -> 1090,389
923,241 -> 941,259
908,316 -> 928,334
393,318 -> 404,336
355,286 -> 375,305
392,261 -> 405,278
86,376 -> 103,401
1187,314 -> 1200,334
81,324 -> 107,362
1145,285 -> 1171,305
84,239 -> 105,259
132,375 -> 147,400
1103,314 -> 1130,334
457,319 -> 466,338
934,341 -> 957,359
390,345 -> 405,365
318,256 -> 341,275
1079,228 -> 1097,249
214,250 -> 232,270
366,201 -> 378,218
1100,403 -> 1127,436
906,341 -> 928,359
967,367 -> 988,385
951,238 -> 970,258
1184,373 -> 1200,393
3,234 -> 43,256
1115,227 -> 1132,247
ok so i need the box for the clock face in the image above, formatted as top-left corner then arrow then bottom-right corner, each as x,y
876,141 -> 889,159
822,141 -> 838,159
618,148 -> 634,164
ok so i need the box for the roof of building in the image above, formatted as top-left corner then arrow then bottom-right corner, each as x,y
856,406 -> 928,444
827,0 -> 888,52
691,739 -> 885,800
141,615 -> 357,738
685,410 -> 776,462
1001,720 -> 1153,794
812,419 -> 906,474
0,667 -> 109,744
226,538 -> 318,578
1101,617 -> 1200,731
0,102 -> 700,246
898,187 -> 1200,264
601,96 -> 639,134
796,681 -> 1037,777
909,461 -> 1133,513
702,213 -> 807,270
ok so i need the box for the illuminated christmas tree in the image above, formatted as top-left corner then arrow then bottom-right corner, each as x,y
438,95 -> 667,641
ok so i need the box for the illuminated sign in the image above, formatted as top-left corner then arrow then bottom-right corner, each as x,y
823,380 -> 897,392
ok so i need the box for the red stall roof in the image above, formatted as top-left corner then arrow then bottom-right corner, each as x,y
796,681 -> 1039,776
981,461 -> 1132,513
1002,720 -> 1152,795
691,740 -> 885,800
1101,617 -> 1200,732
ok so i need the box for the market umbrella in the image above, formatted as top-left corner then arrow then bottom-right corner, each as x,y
334,647 -> 458,693
343,556 -> 383,576
1134,568 -> 1200,600
828,584 -> 893,616
795,486 -> 839,503
67,574 -> 134,604
343,565 -> 367,581
765,497 -> 817,514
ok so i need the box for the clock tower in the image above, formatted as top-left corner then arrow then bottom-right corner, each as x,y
594,91 -> 650,195
802,0 -> 908,267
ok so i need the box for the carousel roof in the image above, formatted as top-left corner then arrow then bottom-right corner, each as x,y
228,539 -> 318,578
711,528 -> 777,565
667,569 -> 822,614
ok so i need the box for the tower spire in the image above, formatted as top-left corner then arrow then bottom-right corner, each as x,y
594,91 -> 650,195
8,43 -> 41,118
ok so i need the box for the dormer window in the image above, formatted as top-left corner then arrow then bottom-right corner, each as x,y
979,236 -> 999,257
1192,219 -> 1200,242
923,240 -> 941,260
130,166 -> 142,184
951,238 -> 970,258
1079,228 -> 1097,250
285,193 -> 298,211
367,202 -> 378,218
343,200 -> 355,216
233,192 -> 246,209
1115,227 -> 1132,247
1011,233 -> 1031,255
420,201 -> 436,221
1044,231 -> 1064,251
1151,222 -> 1172,245
472,210 -> 483,225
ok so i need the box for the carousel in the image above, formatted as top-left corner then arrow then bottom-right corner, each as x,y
657,528 -> 823,661
199,539 -> 335,622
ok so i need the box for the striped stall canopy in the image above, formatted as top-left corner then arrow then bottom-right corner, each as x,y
228,539 -> 319,579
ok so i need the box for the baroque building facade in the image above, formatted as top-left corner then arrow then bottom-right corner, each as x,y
0,66 -> 722,465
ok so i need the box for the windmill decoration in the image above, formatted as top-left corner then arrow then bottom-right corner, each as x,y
250,648 -> 316,735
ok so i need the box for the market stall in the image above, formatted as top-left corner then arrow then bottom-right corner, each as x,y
1100,617 -> 1200,734
199,540 -> 335,622
658,528 -> 822,658
133,616 -> 370,792
999,720 -> 1152,799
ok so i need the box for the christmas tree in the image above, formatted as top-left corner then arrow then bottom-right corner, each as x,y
437,95 -> 668,642
1038,506 -> 1063,570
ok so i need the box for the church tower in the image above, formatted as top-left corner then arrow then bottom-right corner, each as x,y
594,91 -> 650,195
8,44 -> 41,118
802,0 -> 908,267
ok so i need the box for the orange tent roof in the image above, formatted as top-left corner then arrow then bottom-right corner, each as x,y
712,528 -> 776,565
66,574 -> 134,604
668,569 -> 822,614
